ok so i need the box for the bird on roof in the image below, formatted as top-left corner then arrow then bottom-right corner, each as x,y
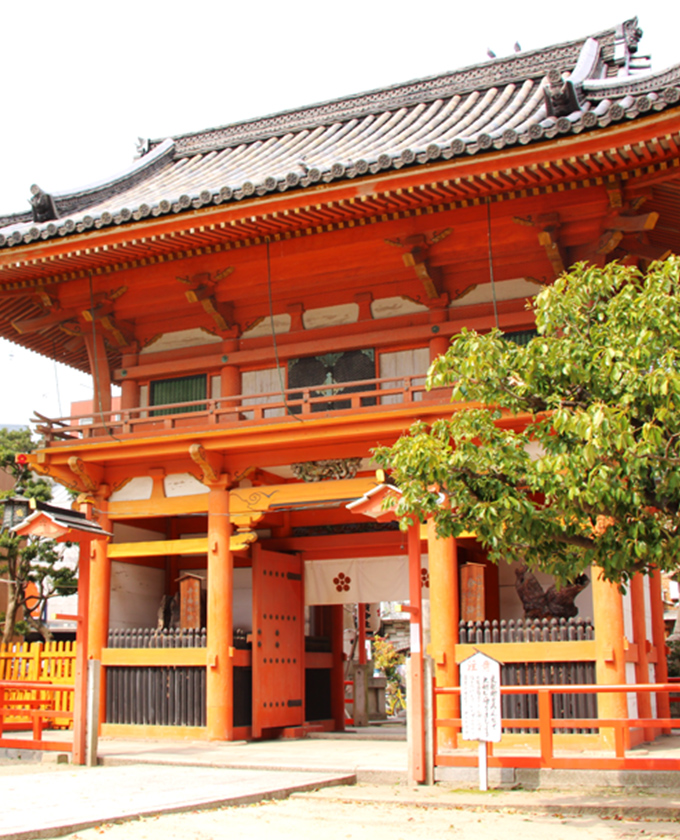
514,41 -> 522,53
486,48 -> 496,59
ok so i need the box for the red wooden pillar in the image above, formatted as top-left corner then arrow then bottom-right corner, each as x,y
592,567 -> 628,750
330,604 -> 345,731
119,347 -> 139,412
87,494 -> 110,731
429,336 -> 449,363
84,332 -> 112,416
630,574 -> 654,740
220,339 -> 240,415
358,604 -> 367,666
649,569 -> 671,731
427,519 -> 459,750
408,521 -> 425,783
72,530 -> 91,765
206,477 -> 233,740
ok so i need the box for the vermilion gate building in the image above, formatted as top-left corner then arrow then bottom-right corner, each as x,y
0,18 -> 678,779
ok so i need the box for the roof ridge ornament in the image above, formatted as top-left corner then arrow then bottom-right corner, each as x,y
29,184 -> 58,223
543,69 -> 582,118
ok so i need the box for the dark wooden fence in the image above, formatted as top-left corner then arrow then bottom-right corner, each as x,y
458,618 -> 597,733
106,628 -> 207,727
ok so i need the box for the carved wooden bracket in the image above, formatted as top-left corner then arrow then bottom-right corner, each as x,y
68,457 -> 104,493
231,512 -> 264,552
515,213 -> 564,277
178,268 -> 237,333
189,443 -> 223,485
385,229 -> 452,299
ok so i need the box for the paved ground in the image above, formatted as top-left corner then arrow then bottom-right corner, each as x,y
0,762 -> 354,840
1,762 -> 679,840
1,729 -> 679,840
97,732 -> 408,782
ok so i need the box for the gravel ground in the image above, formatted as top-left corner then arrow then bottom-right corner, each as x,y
51,792 -> 680,840
2,760 -> 679,840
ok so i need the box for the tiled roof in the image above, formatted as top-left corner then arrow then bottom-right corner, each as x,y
0,18 -> 678,252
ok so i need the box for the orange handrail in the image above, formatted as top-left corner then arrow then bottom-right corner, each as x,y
35,374 -> 440,445
0,680 -> 74,753
432,682 -> 680,772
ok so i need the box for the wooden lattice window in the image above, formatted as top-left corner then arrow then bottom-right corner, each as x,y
288,350 -> 376,412
150,374 -> 207,416
503,329 -> 538,346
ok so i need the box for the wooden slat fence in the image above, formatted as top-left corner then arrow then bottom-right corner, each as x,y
458,618 -> 597,733
106,628 -> 207,726
0,641 -> 75,728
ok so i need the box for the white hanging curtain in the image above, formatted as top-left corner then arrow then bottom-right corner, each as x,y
304,554 -> 429,605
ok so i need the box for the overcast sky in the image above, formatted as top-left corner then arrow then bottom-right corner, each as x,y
0,1 -> 675,427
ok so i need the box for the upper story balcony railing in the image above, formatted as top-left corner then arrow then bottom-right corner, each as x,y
34,374 -> 453,447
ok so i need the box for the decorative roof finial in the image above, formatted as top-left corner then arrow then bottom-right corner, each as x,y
29,185 -> 58,223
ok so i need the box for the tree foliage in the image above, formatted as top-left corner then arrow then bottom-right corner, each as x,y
375,258 -> 680,585
0,428 -> 76,642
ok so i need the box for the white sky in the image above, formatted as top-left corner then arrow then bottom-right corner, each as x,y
0,1 -> 675,426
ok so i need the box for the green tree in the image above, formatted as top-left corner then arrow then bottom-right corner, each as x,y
375,258 -> 680,585
0,428 -> 77,642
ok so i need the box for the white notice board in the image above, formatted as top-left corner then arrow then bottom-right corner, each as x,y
460,650 -> 502,743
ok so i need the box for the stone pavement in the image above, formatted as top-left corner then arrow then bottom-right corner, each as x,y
1,730 -> 679,840
97,731 -> 408,783
0,763 -> 355,840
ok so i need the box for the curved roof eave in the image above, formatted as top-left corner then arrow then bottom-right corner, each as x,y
1,21 -> 678,254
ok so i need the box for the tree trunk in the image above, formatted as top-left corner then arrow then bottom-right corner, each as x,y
2,583 -> 20,644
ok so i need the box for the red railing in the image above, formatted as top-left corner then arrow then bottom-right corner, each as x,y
34,374 -> 441,445
433,683 -> 680,771
0,680 -> 74,752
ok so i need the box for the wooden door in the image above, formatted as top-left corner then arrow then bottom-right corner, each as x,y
252,546 -> 304,737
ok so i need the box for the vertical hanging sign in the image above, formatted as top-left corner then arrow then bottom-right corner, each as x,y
460,650 -> 502,791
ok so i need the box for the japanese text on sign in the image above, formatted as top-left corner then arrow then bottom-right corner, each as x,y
460,651 -> 501,742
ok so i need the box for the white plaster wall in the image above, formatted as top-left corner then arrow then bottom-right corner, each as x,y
622,589 -> 638,716
112,522 -> 164,542
109,477 -> 153,503
242,367 -> 285,418
109,561 -> 165,629
379,347 -> 429,404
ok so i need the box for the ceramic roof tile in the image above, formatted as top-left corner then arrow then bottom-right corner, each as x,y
1,18 -> 679,250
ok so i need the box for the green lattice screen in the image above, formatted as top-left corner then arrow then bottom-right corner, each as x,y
150,374 -> 207,416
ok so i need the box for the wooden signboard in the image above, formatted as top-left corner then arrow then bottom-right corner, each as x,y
178,574 -> 202,630
460,562 -> 485,622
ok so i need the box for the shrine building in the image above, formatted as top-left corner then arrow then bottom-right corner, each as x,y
0,17 -> 679,780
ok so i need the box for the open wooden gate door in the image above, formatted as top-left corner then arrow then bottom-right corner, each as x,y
252,545 -> 305,737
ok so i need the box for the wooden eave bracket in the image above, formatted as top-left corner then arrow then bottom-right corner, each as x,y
232,512 -> 264,552
68,457 -> 104,494
385,229 -> 453,299
597,211 -> 660,256
515,213 -> 564,277
12,306 -> 79,335
189,443 -> 223,485
179,268 -> 238,334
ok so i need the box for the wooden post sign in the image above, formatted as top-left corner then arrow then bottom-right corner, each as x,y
460,650 -> 501,791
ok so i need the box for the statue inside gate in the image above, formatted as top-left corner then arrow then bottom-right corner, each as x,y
515,565 -> 589,619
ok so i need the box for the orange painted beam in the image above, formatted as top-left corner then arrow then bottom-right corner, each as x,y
454,641 -> 597,663
101,648 -> 207,667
